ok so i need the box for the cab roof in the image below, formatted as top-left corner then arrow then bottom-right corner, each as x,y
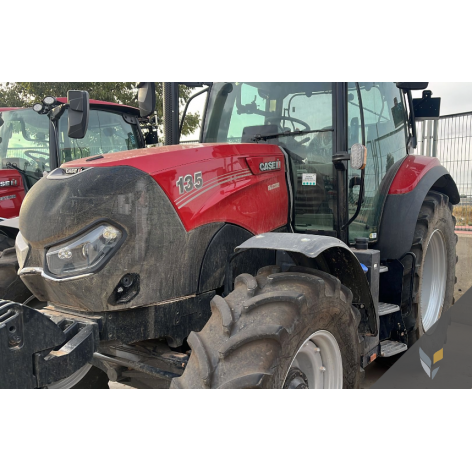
0,99 -> 139,115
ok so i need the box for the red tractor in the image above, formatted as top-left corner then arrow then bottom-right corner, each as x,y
0,82 -> 458,389
0,92 -> 152,306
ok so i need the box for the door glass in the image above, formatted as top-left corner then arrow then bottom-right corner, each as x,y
347,82 -> 408,243
58,109 -> 140,164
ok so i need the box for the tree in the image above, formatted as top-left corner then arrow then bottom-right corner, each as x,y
0,82 -> 201,137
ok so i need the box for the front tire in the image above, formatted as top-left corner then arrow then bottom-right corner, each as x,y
172,266 -> 362,389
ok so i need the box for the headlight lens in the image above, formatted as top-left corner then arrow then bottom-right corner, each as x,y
46,224 -> 123,277
15,232 -> 30,271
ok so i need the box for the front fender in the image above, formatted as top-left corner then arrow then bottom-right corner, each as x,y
236,233 -> 377,336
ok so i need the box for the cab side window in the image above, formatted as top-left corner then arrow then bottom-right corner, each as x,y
347,82 -> 409,242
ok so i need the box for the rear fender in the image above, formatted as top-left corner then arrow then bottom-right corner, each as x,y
235,233 -> 377,336
375,164 -> 459,261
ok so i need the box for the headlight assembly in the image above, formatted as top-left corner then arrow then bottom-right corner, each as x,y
46,224 -> 123,277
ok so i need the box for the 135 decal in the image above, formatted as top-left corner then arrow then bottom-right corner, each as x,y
176,172 -> 203,195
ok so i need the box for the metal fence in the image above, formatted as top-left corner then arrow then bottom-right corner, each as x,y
417,112 -> 472,230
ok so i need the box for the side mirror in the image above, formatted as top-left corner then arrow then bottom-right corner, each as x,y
396,82 -> 429,91
413,90 -> 441,120
350,143 -> 367,170
137,82 -> 156,118
67,90 -> 90,139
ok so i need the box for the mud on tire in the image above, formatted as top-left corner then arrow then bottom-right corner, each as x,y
172,266 -> 362,389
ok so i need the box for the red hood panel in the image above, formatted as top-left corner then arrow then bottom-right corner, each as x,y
62,143 -> 289,234
61,143 -> 283,173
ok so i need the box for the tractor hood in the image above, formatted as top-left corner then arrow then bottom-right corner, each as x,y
17,143 -> 288,313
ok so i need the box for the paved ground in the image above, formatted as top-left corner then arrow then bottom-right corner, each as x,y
109,382 -> 134,389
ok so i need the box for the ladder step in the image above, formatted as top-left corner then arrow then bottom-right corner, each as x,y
380,340 -> 408,357
379,265 -> 388,273
378,302 -> 400,316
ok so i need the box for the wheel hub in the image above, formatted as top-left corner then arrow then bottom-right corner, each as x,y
283,368 -> 309,389
283,330 -> 343,389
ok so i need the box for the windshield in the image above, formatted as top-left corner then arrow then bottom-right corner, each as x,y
57,109 -> 140,164
0,109 -> 50,182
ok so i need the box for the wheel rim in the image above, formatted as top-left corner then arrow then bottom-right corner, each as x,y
46,364 -> 91,389
420,229 -> 447,332
284,330 -> 343,389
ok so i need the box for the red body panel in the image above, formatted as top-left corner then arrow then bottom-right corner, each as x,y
56,98 -> 139,114
388,155 -> 441,195
62,143 -> 289,234
0,169 -> 25,219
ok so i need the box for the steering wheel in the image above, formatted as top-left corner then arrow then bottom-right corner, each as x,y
267,115 -> 310,132
24,150 -> 49,160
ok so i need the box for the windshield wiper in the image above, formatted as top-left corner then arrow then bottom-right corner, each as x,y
251,127 -> 334,142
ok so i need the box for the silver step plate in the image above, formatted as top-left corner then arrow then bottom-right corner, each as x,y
378,302 -> 400,316
380,340 -> 408,357
379,265 -> 388,273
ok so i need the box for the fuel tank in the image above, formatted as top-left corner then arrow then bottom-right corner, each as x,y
18,143 -> 288,312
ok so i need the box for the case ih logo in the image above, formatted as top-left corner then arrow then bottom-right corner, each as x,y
259,160 -> 281,172
65,168 -> 85,175
0,180 -> 17,187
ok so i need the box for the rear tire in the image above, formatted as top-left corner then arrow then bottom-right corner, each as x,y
171,266 -> 362,389
404,191 -> 456,346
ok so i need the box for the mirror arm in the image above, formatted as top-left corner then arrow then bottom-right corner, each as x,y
355,83 -> 366,146
406,90 -> 417,150
48,103 -> 68,122
179,87 -> 209,137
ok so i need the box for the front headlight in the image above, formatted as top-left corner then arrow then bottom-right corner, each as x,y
46,224 -> 123,277
15,231 -> 30,271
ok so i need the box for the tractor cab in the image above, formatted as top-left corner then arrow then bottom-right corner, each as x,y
200,82 -> 413,245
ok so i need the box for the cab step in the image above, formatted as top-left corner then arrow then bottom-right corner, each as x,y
379,265 -> 389,273
380,340 -> 408,357
378,302 -> 400,316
